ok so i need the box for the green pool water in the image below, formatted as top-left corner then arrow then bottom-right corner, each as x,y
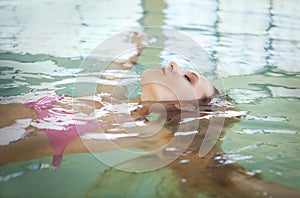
0,0 -> 299,197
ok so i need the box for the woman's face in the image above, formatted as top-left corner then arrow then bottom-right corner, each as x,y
141,62 -> 215,101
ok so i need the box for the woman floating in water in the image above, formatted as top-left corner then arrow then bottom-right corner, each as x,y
0,32 -> 299,197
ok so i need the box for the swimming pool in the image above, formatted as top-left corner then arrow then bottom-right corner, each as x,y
0,0 -> 299,197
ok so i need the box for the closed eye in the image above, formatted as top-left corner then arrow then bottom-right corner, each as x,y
184,74 -> 191,82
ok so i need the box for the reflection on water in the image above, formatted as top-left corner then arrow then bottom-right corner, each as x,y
0,0 -> 300,197
0,0 -> 142,57
163,0 -> 300,191
164,0 -> 300,76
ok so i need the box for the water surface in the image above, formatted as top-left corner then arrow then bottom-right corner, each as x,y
0,0 -> 299,197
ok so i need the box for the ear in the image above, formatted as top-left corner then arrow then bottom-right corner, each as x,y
174,103 -> 195,111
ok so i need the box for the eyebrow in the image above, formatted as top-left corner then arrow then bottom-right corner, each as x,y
190,72 -> 199,80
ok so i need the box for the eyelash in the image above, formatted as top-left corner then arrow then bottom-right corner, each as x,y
184,75 -> 191,82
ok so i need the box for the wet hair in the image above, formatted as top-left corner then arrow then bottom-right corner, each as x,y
137,87 -> 234,138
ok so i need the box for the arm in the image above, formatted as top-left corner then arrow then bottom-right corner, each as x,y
102,31 -> 147,70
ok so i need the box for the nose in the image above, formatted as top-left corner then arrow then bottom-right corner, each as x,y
168,61 -> 184,74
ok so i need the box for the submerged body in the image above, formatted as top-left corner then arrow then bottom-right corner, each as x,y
0,32 -> 299,197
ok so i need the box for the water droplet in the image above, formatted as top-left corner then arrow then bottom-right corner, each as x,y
181,178 -> 187,183
179,159 -> 190,164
